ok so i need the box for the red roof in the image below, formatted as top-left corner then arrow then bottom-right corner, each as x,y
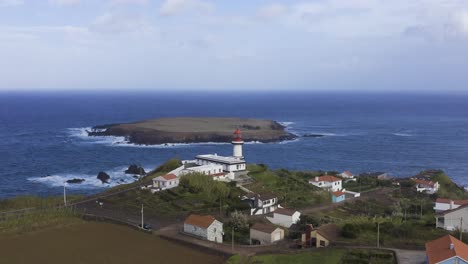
233,128 -> 242,141
413,179 -> 436,187
184,214 -> 217,229
437,198 -> 468,206
426,235 -> 468,264
161,174 -> 177,181
342,171 -> 353,177
332,191 -> 345,197
310,175 -> 342,183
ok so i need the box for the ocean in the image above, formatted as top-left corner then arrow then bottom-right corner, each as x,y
0,91 -> 467,199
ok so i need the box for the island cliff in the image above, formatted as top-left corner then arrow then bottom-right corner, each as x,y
88,117 -> 296,145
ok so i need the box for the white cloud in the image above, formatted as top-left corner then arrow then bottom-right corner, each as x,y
455,10 -> 468,34
257,3 -> 288,19
159,0 -> 213,16
49,0 -> 80,6
90,13 -> 155,35
109,0 -> 148,5
0,0 -> 23,7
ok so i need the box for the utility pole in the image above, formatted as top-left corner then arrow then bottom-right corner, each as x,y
141,204 -> 144,229
377,222 -> 380,248
420,200 -> 423,218
63,184 -> 67,207
232,226 -> 234,251
460,217 -> 463,241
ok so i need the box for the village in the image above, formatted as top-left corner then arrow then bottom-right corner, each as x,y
80,128 -> 468,264
2,128 -> 468,264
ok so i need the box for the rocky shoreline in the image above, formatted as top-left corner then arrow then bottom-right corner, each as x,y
87,117 -> 297,145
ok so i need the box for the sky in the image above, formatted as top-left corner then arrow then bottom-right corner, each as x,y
0,0 -> 468,92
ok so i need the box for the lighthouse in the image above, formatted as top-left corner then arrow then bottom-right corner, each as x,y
232,128 -> 244,160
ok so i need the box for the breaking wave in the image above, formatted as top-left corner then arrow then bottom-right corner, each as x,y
27,166 -> 152,189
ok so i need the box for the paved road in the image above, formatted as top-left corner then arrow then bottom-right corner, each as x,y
393,249 -> 426,264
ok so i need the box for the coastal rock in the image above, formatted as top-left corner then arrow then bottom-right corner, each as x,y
66,178 -> 85,184
97,172 -> 110,184
125,165 -> 146,175
88,117 -> 297,145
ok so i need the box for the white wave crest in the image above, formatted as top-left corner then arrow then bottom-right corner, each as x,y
393,133 -> 413,137
27,166 -> 152,189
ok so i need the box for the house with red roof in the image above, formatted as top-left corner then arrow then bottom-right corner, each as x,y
413,179 -> 440,194
426,235 -> 468,264
152,174 -> 179,192
339,171 -> 354,179
436,204 -> 468,232
332,190 -> 346,203
183,214 -> 223,243
309,175 -> 342,192
434,198 -> 468,213
266,208 -> 301,228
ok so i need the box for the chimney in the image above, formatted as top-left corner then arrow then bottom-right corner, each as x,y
315,176 -> 319,181
450,243 -> 454,250
450,200 -> 455,209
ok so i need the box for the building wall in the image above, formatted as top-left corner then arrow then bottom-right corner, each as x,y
332,194 -> 345,203
311,181 -> 342,192
184,224 -> 208,239
153,178 -> 179,190
310,230 -> 330,248
250,228 -> 284,245
435,202 -> 459,212
267,212 -> 301,228
442,207 -> 468,232
206,220 -> 223,243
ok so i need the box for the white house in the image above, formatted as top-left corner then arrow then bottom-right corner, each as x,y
242,192 -> 278,216
250,223 -> 284,245
266,208 -> 301,228
426,235 -> 468,264
436,205 -> 468,232
434,198 -> 468,213
309,176 -> 342,192
152,174 -> 179,192
340,171 -> 354,179
413,179 -> 440,194
183,214 -> 223,243
174,128 -> 247,181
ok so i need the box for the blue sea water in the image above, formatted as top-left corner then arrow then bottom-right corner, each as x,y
0,91 -> 467,199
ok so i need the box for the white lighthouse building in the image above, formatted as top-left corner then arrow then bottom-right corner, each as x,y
232,128 -> 244,159
185,128 -> 247,181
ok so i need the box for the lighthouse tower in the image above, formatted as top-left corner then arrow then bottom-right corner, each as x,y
232,128 -> 244,160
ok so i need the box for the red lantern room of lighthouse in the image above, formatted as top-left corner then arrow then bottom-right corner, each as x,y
232,128 -> 244,159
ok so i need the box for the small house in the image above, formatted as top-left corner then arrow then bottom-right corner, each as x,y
250,223 -> 284,245
183,214 -> 223,243
332,190 -> 346,203
152,174 -> 179,191
241,192 -> 278,216
266,208 -> 301,228
436,204 -> 468,232
413,179 -> 440,194
309,176 -> 342,192
426,235 -> 468,264
340,171 -> 354,179
300,224 -> 340,248
434,198 -> 468,213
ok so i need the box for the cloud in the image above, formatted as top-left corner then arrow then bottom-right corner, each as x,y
109,0 -> 148,5
90,13 -> 155,35
48,0 -> 80,6
455,10 -> 468,34
159,0 -> 213,16
0,0 -> 23,7
257,3 -> 288,19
